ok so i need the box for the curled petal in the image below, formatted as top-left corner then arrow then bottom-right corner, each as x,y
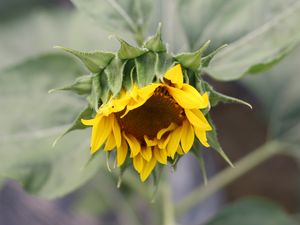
153,147 -> 167,164
124,133 -> 141,157
168,85 -> 209,109
141,146 -> 152,161
180,120 -> 195,153
185,109 -> 212,130
166,126 -> 183,159
91,116 -> 112,154
194,127 -> 210,147
164,64 -> 183,88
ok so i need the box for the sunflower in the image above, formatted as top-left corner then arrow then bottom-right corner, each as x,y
81,64 -> 212,181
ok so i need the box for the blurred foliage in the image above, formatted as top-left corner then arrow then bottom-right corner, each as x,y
205,198 -> 298,225
1,0 -> 300,224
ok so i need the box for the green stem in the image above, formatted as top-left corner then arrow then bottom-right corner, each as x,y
162,178 -> 177,225
176,140 -> 286,217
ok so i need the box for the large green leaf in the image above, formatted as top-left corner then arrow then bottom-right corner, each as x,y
177,0 -> 297,50
0,54 -> 101,198
205,198 -> 297,225
70,0 -> 153,40
0,9 -> 116,70
203,1 -> 300,81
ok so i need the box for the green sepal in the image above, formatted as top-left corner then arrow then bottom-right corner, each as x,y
201,44 -> 228,67
135,52 -> 156,86
54,46 -> 114,73
192,142 -> 208,185
49,75 -> 92,95
104,57 -> 125,96
155,53 -> 175,79
144,23 -> 166,52
117,38 -> 147,60
123,60 -> 136,90
207,115 -> 234,168
117,157 -> 131,188
174,40 -> 210,70
87,74 -> 101,111
52,106 -> 94,147
197,80 -> 252,109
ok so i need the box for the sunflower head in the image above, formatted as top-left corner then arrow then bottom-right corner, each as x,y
51,25 -> 245,183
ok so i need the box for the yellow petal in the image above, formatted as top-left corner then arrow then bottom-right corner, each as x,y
158,135 -> 171,149
157,123 -> 177,139
124,133 -> 141,157
164,64 -> 183,88
91,116 -> 111,154
153,147 -> 167,164
144,136 -> 157,147
140,157 -> 157,182
112,116 -> 122,147
166,126 -> 183,159
177,145 -> 184,155
137,83 -> 160,99
141,146 -> 152,161
133,154 -> 144,173
185,109 -> 212,130
117,139 -> 128,166
168,85 -> 209,109
194,127 -> 210,147
180,120 -> 194,153
104,133 -> 116,151
81,114 -> 102,126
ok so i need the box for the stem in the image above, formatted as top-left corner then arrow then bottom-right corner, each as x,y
162,178 -> 177,225
176,140 -> 286,217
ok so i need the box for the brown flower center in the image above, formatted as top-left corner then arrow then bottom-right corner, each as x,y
116,86 -> 184,140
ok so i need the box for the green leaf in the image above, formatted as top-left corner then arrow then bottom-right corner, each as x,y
197,80 -> 252,108
0,54 -> 101,198
70,0 -> 153,38
55,46 -> 115,73
144,23 -> 166,52
104,57 -> 125,96
174,40 -> 210,70
203,2 -> 300,81
53,106 -> 94,147
49,74 -> 92,95
176,0 -> 298,50
205,198 -> 298,225
135,52 -> 156,86
117,38 -> 147,60
207,116 -> 234,167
